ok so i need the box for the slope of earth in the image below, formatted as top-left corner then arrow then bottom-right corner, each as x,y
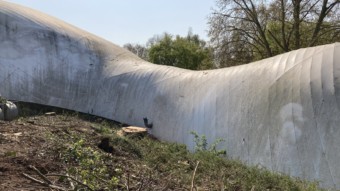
0,104 -> 328,191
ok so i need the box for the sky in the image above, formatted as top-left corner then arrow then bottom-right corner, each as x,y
6,0 -> 217,46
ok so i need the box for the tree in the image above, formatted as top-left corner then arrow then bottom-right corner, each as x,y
123,43 -> 149,61
209,0 -> 339,67
123,32 -> 214,70
148,32 -> 214,70
149,32 -> 213,70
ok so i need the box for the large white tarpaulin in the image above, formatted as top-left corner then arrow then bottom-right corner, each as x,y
1,1 -> 339,188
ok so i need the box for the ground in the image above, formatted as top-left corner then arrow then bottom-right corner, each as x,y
0,113 -> 96,190
0,108 -> 188,191
0,104 -> 326,191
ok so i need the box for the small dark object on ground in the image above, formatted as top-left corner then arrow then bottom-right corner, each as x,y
98,137 -> 113,153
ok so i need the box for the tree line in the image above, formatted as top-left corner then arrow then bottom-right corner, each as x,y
124,0 -> 339,69
124,31 -> 214,70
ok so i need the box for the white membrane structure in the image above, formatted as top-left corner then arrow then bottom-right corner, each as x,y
1,1 -> 340,188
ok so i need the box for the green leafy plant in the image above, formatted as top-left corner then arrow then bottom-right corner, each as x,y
91,123 -> 114,135
190,131 -> 226,156
63,139 -> 120,190
6,104 -> 322,190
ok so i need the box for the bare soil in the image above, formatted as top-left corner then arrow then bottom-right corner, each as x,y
0,105 -> 325,191
0,113 -> 104,190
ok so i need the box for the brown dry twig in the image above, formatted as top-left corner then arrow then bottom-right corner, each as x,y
46,174 -> 94,191
126,168 -> 130,191
66,173 -> 75,190
28,165 -> 52,185
21,165 -> 94,191
190,161 -> 200,191
21,172 -> 68,191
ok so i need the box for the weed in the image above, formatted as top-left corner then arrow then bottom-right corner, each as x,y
62,138 -> 121,190
13,105 -> 325,191
91,123 -> 113,135
190,131 -> 226,156
110,136 -> 142,158
4,151 -> 16,157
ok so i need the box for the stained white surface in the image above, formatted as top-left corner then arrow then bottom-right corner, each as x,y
1,1 -> 340,188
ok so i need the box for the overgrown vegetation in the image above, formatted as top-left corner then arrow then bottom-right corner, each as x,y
50,120 -> 324,190
124,31 -> 214,70
0,104 -> 328,190
190,131 -> 226,156
61,138 -> 120,190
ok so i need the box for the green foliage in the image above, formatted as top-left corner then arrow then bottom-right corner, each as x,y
190,131 -> 226,156
139,138 -> 191,172
110,136 -> 142,158
191,131 -> 208,151
137,135 -> 322,190
34,110 -> 324,190
148,32 -> 214,70
91,122 -> 114,135
265,20 -> 340,57
63,138 -> 120,190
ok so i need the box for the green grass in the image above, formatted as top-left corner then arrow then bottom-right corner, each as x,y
49,124 -> 325,190
135,137 -> 324,191
13,103 -> 328,190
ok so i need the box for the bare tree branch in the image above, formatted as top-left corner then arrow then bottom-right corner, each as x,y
208,0 -> 338,67
310,0 -> 339,46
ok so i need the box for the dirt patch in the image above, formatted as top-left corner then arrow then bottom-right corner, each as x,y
0,113 -> 106,190
0,104 -> 324,191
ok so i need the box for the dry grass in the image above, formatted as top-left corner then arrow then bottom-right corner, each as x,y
0,103 -> 329,190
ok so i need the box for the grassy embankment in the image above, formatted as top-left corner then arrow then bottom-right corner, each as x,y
0,103 -> 328,190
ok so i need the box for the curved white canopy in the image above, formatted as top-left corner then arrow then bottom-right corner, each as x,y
1,1 -> 340,188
